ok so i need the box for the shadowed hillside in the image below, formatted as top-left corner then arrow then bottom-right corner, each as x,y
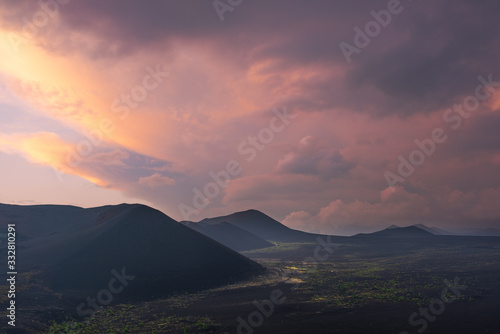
199,209 -> 346,243
0,203 -> 264,308
180,220 -> 273,251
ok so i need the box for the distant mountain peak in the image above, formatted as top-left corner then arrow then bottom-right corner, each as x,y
241,209 -> 261,213
386,224 -> 400,229
232,209 -> 273,219
358,225 -> 434,238
199,208 -> 340,243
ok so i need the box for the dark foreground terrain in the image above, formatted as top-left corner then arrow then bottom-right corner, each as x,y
3,234 -> 500,333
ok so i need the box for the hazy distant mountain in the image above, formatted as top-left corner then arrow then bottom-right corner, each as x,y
179,220 -> 206,230
199,209 -> 346,243
413,224 -> 453,235
356,225 -> 435,238
367,223 -> 499,237
386,224 -> 400,230
180,221 -> 273,251
0,203 -> 263,305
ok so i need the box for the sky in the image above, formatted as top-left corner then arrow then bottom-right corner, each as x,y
0,0 -> 499,235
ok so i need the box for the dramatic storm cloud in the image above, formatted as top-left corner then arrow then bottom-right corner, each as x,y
0,0 -> 499,234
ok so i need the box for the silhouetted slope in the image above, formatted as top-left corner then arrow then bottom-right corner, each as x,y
179,220 -> 205,231
182,221 -> 273,251
0,203 -> 94,241
199,209 -> 345,242
0,203 -> 263,305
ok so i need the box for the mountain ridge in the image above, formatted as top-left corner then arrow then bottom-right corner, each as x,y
199,209 -> 345,243
0,203 -> 264,306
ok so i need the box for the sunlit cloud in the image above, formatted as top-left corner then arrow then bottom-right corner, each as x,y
0,0 -> 499,234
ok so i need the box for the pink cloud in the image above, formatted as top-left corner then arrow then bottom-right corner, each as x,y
0,0 -> 499,234
138,173 -> 176,188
